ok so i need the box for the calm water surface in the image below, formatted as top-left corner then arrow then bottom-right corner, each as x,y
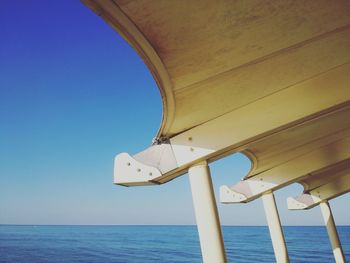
0,225 -> 349,262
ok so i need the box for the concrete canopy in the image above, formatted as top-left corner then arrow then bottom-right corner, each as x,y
82,0 -> 350,186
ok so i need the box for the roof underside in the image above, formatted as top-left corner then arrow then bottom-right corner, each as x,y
93,0 -> 350,137
83,0 -> 350,188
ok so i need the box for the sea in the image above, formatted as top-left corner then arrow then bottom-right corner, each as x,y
0,225 -> 349,263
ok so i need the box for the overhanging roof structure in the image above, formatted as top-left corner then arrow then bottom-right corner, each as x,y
82,1 -> 350,262
83,0 -> 350,186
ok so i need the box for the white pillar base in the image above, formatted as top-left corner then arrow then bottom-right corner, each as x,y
188,161 -> 227,263
319,201 -> 345,263
262,191 -> 290,263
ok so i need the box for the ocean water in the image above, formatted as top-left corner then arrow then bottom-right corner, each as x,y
0,225 -> 349,263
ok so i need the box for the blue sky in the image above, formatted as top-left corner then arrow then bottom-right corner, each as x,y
0,1 -> 348,226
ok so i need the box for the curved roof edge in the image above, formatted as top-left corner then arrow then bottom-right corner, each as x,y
81,0 -> 175,140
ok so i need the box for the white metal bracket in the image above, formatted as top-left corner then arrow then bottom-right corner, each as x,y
114,143 -> 178,186
220,179 -> 276,203
220,184 -> 249,203
114,152 -> 162,186
287,195 -> 313,210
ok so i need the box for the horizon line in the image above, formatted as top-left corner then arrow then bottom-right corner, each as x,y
1,224 -> 349,227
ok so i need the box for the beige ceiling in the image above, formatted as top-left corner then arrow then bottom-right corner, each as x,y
82,0 -> 350,185
110,0 -> 350,137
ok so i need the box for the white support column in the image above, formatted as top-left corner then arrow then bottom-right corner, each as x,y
262,191 -> 290,263
319,201 -> 345,263
188,161 -> 227,263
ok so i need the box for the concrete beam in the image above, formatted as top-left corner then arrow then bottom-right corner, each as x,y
287,173 -> 350,210
220,137 -> 350,203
